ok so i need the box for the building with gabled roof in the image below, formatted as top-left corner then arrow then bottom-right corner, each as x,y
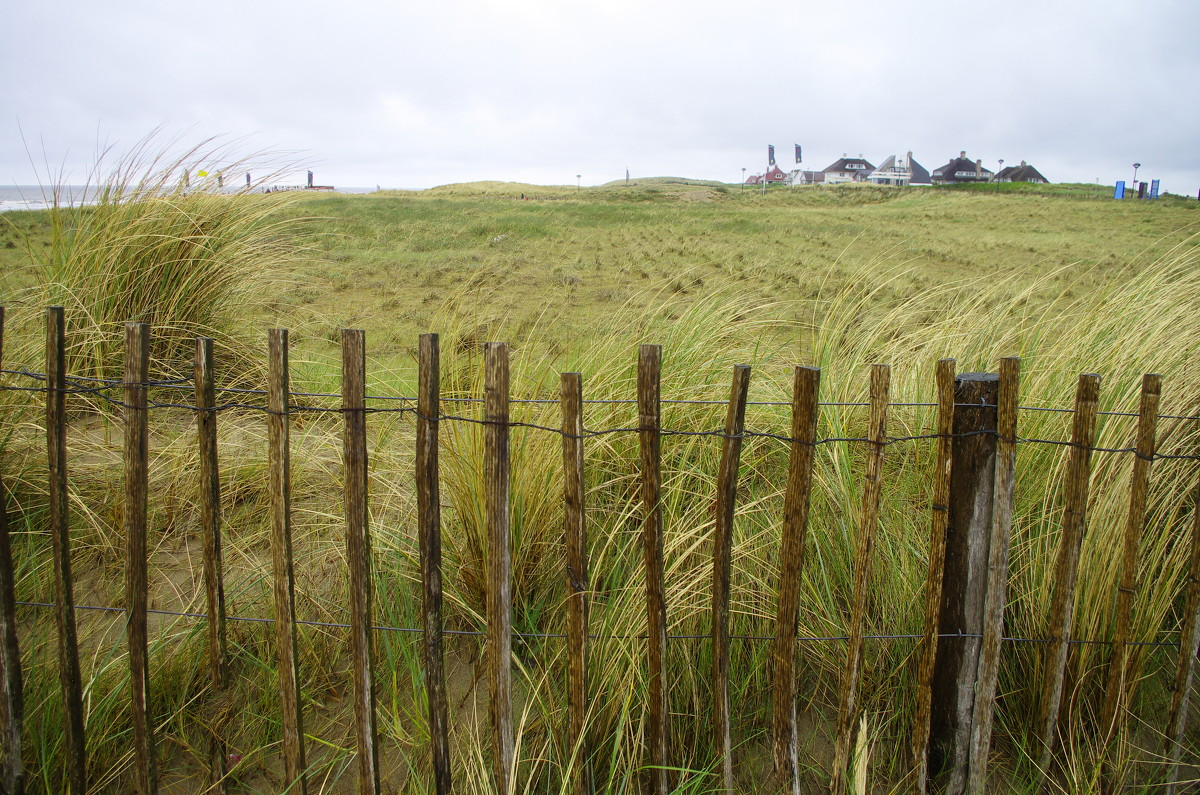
994,161 -> 1048,183
868,151 -> 931,186
822,155 -> 876,184
931,151 -> 994,184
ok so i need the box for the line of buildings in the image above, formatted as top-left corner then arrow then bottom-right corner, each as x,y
746,151 -> 1048,187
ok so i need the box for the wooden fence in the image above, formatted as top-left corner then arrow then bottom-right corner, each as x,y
0,305 -> 1199,793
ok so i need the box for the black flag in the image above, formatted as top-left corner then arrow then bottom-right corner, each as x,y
795,144 -> 802,164
768,145 -> 776,166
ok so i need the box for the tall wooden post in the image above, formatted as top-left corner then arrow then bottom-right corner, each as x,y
561,372 -> 590,795
927,371 -> 998,794
124,322 -> 157,795
417,334 -> 451,793
46,307 -> 87,794
194,337 -> 229,794
342,329 -> 380,795
267,329 -> 307,795
485,342 -> 514,792
638,345 -> 670,795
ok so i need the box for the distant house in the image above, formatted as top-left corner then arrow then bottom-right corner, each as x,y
931,151 -> 994,184
822,155 -> 876,184
787,169 -> 825,186
868,152 -> 931,186
994,161 -> 1048,183
747,166 -> 790,185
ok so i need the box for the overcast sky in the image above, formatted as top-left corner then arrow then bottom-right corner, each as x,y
4,0 -> 1198,193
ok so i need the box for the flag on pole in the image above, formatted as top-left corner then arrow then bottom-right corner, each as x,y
795,144 -> 802,164
768,145 -> 776,166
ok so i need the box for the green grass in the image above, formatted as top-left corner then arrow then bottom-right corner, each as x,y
2,176 -> 1200,792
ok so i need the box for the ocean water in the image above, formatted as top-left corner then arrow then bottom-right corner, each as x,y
0,184 -> 378,213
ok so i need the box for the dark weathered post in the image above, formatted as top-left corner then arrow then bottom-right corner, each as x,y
911,359 -> 957,794
46,307 -> 87,794
417,334 -> 451,793
267,329 -> 307,795
830,363 -> 889,794
561,372 -> 590,795
711,365 -> 750,793
1099,374 -> 1159,781
638,344 -> 670,795
772,366 -> 820,795
342,329 -> 380,795
928,370 -> 999,794
194,337 -> 229,794
1036,373 -> 1101,781
0,307 -> 24,795
124,322 -> 157,795
485,342 -> 514,792
966,357 -> 1020,793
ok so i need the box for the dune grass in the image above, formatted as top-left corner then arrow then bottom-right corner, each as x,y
1,177 -> 1200,792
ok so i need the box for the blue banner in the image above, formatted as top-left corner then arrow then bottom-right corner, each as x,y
768,145 -> 775,166
1114,180 -> 1125,199
1150,179 -> 1160,199
795,144 -> 802,164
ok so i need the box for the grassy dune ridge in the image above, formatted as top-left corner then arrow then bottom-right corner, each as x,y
1,179 -> 1199,792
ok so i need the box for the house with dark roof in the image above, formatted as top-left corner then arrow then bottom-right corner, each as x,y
745,166 -> 790,185
994,161 -> 1048,184
822,155 -> 875,184
931,151 -> 994,184
787,169 -> 825,186
868,152 -> 931,186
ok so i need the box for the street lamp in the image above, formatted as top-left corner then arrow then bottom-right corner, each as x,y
997,159 -> 1004,192
1132,163 -> 1141,191
741,167 -> 746,192
576,174 -> 581,192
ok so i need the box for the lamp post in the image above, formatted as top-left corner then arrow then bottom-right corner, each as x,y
741,167 -> 746,192
997,159 -> 1004,192
1132,163 -> 1141,192
576,174 -> 581,192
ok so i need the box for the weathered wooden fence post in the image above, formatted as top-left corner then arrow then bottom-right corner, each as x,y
194,337 -> 229,794
638,344 -> 670,795
485,342 -> 514,792
966,356 -> 1021,793
124,322 -> 157,795
46,306 -> 87,793
561,371 -> 590,795
1036,373 -> 1101,782
417,334 -> 451,793
910,359 -> 957,794
1165,465 -> 1200,794
772,366 -> 820,795
830,363 -> 889,794
927,370 -> 999,794
0,307 -> 24,795
267,328 -> 307,795
711,364 -> 750,793
342,329 -> 380,795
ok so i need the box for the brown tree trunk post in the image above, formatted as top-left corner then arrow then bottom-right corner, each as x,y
1099,373 -> 1159,788
561,372 -> 590,795
772,366 -> 820,795
927,370 -> 1000,794
966,357 -> 1021,794
638,344 -> 670,795
711,364 -> 750,793
342,329 -> 380,795
194,337 -> 229,794
267,329 -> 307,795
417,334 -> 451,793
46,306 -> 87,794
0,307 -> 24,795
830,363 -> 890,795
910,359 -> 958,794
1035,374 -> 1101,783
124,322 -> 157,795
1165,468 -> 1200,795
485,342 -> 514,793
